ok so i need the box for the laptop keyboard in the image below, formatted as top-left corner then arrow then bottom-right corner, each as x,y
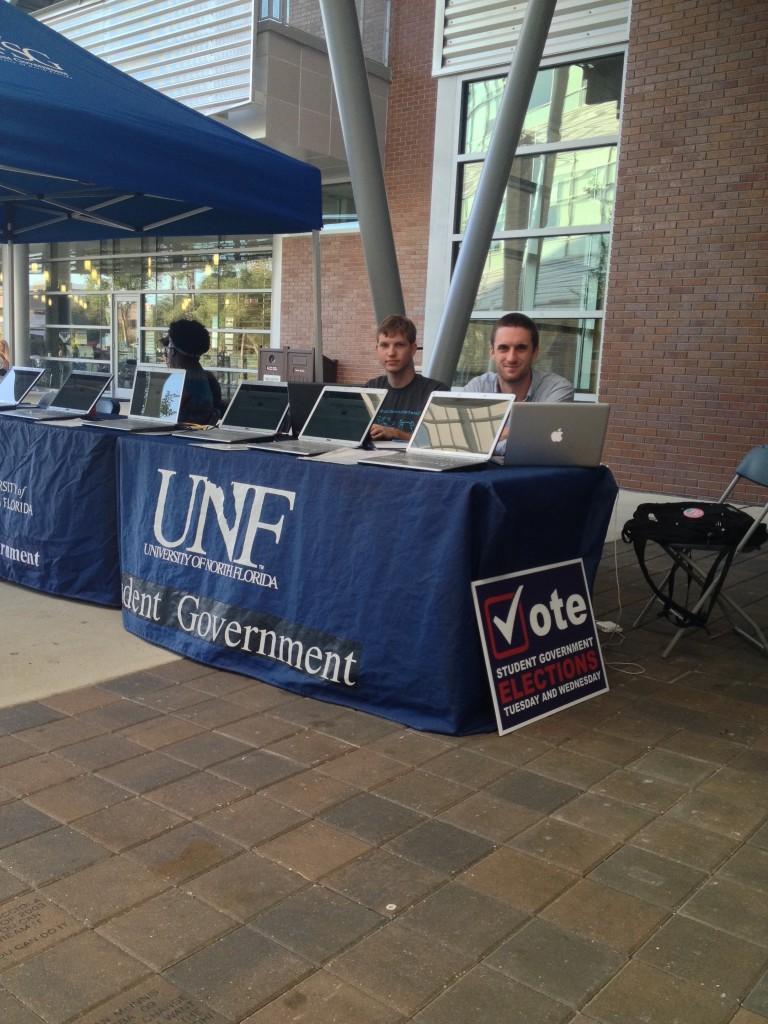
10,408 -> 75,419
380,451 -> 478,470
267,439 -> 333,453
83,417 -> 173,431
188,428 -> 262,443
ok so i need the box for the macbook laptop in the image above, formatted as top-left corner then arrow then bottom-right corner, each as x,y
255,385 -> 386,456
366,392 -> 515,472
502,402 -> 610,467
173,381 -> 289,443
83,367 -> 186,432
286,381 -> 324,437
3,370 -> 112,421
0,366 -> 45,410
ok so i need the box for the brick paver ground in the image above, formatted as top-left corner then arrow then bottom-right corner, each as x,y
0,541 -> 766,1023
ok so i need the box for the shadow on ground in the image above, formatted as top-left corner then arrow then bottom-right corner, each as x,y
0,543 -> 766,1023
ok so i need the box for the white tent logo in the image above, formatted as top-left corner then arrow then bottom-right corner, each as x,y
0,36 -> 67,76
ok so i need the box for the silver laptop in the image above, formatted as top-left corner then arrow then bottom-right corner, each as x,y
3,370 -> 112,421
367,392 -> 515,472
84,367 -> 186,432
174,381 -> 289,443
502,402 -> 610,467
255,386 -> 386,456
0,366 -> 45,410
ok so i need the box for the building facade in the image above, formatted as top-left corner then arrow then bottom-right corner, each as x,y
4,0 -> 766,498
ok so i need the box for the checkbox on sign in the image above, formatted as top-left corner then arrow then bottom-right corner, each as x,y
483,586 -> 529,659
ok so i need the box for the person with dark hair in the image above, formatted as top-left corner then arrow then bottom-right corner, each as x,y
365,314 -> 446,441
162,318 -> 225,425
463,312 -> 573,403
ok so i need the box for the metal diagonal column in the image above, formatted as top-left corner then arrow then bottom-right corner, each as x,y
318,0 -> 405,322
427,0 -> 557,386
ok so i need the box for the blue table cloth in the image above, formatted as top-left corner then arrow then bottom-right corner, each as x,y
0,417 -> 120,605
117,437 -> 617,733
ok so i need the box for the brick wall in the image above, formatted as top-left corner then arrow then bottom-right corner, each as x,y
280,0 -> 437,384
601,0 -> 768,499
282,0 -> 324,37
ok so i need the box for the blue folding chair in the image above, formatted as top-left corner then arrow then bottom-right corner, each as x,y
633,445 -> 768,658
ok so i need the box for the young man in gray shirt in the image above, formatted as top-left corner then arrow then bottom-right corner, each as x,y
463,312 -> 573,403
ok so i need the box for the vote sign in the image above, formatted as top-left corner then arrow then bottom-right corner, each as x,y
471,559 -> 608,735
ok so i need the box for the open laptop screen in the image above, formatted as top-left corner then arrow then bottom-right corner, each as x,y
130,368 -> 184,421
0,368 -> 42,404
51,372 -> 111,412
302,388 -> 384,443
286,382 -> 324,436
411,394 -> 513,455
222,382 -> 288,430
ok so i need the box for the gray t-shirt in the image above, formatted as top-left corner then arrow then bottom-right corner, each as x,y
462,368 -> 574,402
463,369 -> 574,455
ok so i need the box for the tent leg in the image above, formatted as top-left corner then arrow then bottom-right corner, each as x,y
312,230 -> 324,381
12,243 -> 29,364
3,242 -> 14,360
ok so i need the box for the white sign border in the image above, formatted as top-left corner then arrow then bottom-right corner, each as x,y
471,557 -> 609,736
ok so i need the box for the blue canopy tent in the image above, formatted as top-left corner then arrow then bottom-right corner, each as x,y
0,1 -> 322,360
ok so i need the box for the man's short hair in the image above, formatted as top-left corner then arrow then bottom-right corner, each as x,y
490,312 -> 539,351
377,314 -> 417,346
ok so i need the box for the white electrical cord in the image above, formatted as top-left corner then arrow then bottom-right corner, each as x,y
597,493 -> 645,678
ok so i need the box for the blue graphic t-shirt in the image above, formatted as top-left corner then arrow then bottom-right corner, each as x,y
366,374 -> 446,437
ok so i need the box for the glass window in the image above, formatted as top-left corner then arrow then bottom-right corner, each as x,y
154,235 -> 269,253
322,182 -> 358,228
218,253 -> 271,289
30,236 -> 273,385
462,77 -> 505,156
69,294 -> 109,327
462,54 -> 623,154
458,146 -> 617,233
455,54 -> 623,395
210,331 -> 270,371
143,293 -> 215,328
455,317 -> 602,395
153,253 -> 208,292
470,234 -> 608,313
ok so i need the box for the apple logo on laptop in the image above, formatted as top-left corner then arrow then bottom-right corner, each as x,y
550,428 -> 564,443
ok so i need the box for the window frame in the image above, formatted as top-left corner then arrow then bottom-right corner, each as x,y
434,46 -> 627,399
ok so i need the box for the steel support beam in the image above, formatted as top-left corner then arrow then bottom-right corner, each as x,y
427,0 -> 557,385
318,0 -> 405,322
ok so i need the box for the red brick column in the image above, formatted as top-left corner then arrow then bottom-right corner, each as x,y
600,0 -> 768,498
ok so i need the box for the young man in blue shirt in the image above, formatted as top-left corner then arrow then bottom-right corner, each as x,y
366,315 -> 446,441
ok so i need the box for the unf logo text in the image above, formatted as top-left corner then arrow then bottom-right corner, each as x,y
153,469 -> 296,568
